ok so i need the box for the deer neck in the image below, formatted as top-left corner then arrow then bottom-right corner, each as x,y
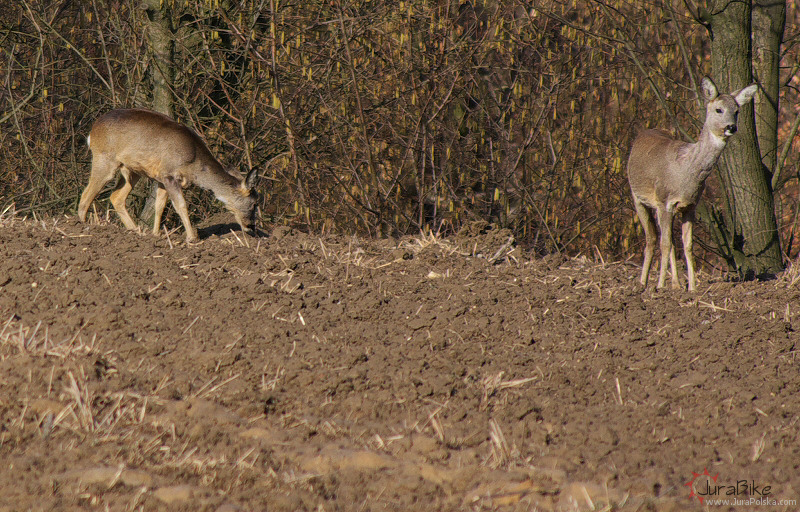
195,162 -> 240,204
682,126 -> 728,182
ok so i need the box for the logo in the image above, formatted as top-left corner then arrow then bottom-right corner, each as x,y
685,469 -> 772,504
685,468 -> 718,503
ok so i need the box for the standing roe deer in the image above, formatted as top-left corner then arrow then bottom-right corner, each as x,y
78,108 -> 259,242
627,77 -> 757,291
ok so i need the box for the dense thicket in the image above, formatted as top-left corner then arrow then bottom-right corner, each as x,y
2,0 -> 798,265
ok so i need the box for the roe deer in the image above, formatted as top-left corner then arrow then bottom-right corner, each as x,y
78,108 -> 259,242
627,77 -> 757,291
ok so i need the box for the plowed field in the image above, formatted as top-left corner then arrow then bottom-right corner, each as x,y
1,214 -> 798,511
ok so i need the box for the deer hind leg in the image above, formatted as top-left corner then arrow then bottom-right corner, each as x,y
656,206 -> 679,289
681,208 -> 696,292
162,175 -> 198,242
109,167 -> 141,232
634,200 -> 657,287
152,184 -> 169,236
78,154 -> 120,222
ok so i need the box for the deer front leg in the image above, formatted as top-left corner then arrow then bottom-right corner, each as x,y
163,176 -> 198,243
668,240 -> 680,289
152,184 -> 169,236
656,206 -> 679,289
682,208 -> 696,292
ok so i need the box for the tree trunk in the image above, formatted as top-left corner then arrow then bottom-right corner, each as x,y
752,0 -> 785,175
708,0 -> 783,279
139,0 -> 175,228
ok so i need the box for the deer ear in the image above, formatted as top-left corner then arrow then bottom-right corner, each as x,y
733,84 -> 758,106
244,167 -> 260,190
701,77 -> 718,101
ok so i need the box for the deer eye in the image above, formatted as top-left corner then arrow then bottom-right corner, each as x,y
715,108 -> 724,114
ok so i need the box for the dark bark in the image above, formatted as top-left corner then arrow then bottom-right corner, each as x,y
708,0 -> 783,278
139,0 -> 175,228
752,0 -> 785,175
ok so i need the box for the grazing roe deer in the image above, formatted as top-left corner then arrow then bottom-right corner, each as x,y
78,109 -> 259,242
627,77 -> 757,291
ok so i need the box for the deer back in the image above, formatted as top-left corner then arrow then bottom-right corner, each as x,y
88,109 -> 230,186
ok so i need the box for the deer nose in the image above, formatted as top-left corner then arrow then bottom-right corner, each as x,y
726,125 -> 737,134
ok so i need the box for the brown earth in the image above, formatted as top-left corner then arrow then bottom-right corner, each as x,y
0,213 -> 798,511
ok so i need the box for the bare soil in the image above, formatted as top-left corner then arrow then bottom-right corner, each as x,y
1,214 -> 798,511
